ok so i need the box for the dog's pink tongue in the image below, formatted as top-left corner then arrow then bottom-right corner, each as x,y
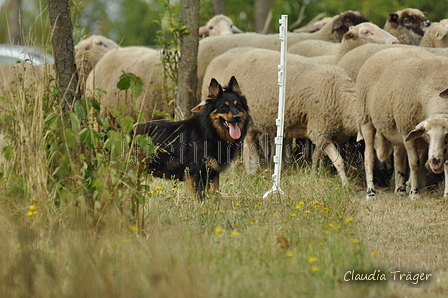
229,123 -> 241,139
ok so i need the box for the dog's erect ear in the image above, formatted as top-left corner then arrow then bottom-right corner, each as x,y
209,78 -> 223,100
227,76 -> 242,95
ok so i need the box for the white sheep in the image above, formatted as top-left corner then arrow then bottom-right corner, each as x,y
199,14 -> 243,37
356,47 -> 448,199
337,42 -> 448,82
75,35 -> 120,90
216,48 -> 360,183
294,17 -> 333,33
289,22 -> 399,58
197,10 -> 369,98
85,46 -> 169,123
383,8 -> 431,45
289,22 -> 399,65
288,40 -> 340,57
420,19 -> 448,47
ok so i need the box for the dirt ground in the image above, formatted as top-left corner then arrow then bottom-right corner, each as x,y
355,187 -> 448,296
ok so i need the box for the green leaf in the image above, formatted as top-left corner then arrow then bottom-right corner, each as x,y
64,128 -> 77,149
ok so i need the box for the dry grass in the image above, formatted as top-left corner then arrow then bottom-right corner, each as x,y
355,188 -> 448,296
0,60 -> 448,298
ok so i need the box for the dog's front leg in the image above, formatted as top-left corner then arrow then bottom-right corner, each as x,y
209,174 -> 219,192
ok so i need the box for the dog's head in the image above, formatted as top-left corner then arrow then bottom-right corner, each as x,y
194,76 -> 250,142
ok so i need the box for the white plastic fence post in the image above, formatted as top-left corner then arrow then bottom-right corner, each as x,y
263,14 -> 287,199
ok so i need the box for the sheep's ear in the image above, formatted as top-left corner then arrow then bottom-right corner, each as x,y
332,19 -> 343,32
435,26 -> 448,40
344,31 -> 355,40
208,78 -> 223,100
227,76 -> 242,95
387,13 -> 399,25
406,122 -> 426,141
191,101 -> 207,113
440,88 -> 448,99
199,25 -> 209,37
232,25 -> 243,34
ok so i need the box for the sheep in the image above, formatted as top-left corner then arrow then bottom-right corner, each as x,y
197,10 -> 368,98
356,47 -> 448,199
0,35 -> 118,99
85,46 -> 169,123
337,42 -> 448,83
383,8 -> 431,45
420,19 -> 448,47
288,22 -> 399,65
75,35 -> 120,91
294,17 -> 333,33
288,40 -> 340,57
200,47 -> 256,102
199,14 -> 243,37
215,48 -> 360,183
204,23 -> 398,99
289,10 -> 369,43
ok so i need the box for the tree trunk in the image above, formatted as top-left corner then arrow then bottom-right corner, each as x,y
212,0 -> 225,15
48,0 -> 80,113
254,0 -> 271,33
176,0 -> 199,120
6,0 -> 22,44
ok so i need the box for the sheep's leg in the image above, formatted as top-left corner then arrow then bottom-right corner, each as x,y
243,131 -> 259,174
311,146 -> 323,175
393,145 -> 408,197
444,160 -> 448,199
361,122 -> 377,199
322,141 -> 349,186
403,140 -> 420,199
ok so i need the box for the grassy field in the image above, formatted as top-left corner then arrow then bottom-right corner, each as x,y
1,63 -> 447,298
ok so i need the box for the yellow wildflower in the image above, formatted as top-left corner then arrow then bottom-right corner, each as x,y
346,217 -> 354,223
128,225 -> 139,232
308,256 -> 317,262
286,252 -> 294,257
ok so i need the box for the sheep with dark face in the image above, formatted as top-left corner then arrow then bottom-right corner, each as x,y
288,22 -> 399,64
384,8 -> 431,45
197,11 -> 368,99
199,14 -> 243,38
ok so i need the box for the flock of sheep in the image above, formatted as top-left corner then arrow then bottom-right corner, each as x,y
2,9 -> 448,200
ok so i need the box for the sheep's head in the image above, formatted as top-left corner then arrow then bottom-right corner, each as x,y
344,22 -> 399,45
74,35 -> 119,91
424,19 -> 448,47
384,8 -> 431,45
75,35 -> 119,71
406,114 -> 448,174
199,14 -> 243,38
331,10 -> 369,35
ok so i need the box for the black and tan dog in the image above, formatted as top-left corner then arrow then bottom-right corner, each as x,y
133,76 -> 250,198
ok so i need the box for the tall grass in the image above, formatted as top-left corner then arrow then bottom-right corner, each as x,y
0,67 -> 394,297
